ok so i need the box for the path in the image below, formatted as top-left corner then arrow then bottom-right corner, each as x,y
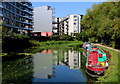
95,44 -> 120,53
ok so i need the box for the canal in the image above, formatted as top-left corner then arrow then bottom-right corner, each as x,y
2,44 -> 97,83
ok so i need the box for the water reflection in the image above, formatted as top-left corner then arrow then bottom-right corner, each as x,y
33,53 -> 53,79
33,49 -> 86,82
2,45 -> 96,83
52,49 -> 81,69
2,56 -> 34,84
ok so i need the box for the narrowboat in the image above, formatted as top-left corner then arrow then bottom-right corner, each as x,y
89,45 -> 108,63
83,42 -> 92,50
83,42 -> 92,56
85,45 -> 109,77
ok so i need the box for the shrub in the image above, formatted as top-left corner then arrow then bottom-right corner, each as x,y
89,37 -> 98,43
51,34 -> 74,41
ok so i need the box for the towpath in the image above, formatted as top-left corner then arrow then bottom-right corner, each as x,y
95,44 -> 120,53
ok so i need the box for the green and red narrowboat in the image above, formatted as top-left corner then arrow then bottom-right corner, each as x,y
83,43 -> 109,77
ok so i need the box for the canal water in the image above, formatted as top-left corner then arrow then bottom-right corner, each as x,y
2,44 -> 96,83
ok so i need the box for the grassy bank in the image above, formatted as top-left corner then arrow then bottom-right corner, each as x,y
96,46 -> 119,82
2,41 -> 83,59
39,41 -> 83,50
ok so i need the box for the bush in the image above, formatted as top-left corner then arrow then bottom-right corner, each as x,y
50,35 -> 60,41
89,37 -> 98,43
51,34 -> 74,41
59,35 -> 73,41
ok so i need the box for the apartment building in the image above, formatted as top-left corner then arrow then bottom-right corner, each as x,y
67,14 -> 82,36
53,14 -> 83,36
0,1 -> 2,21
52,16 -> 59,35
1,1 -> 34,35
33,6 -> 55,37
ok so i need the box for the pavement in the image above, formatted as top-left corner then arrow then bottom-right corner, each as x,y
95,44 -> 120,53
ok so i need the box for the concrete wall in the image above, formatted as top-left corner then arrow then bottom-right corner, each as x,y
34,6 -> 52,32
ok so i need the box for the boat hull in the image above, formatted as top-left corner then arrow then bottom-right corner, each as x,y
86,69 -> 104,77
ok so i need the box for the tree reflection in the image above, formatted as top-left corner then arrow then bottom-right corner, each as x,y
2,56 -> 34,84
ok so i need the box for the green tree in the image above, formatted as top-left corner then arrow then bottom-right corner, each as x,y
80,1 -> 119,48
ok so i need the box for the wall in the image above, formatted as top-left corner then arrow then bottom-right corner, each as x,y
34,6 -> 52,32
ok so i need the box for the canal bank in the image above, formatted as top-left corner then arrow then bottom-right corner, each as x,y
2,41 -> 97,83
96,45 -> 119,82
2,41 -> 119,83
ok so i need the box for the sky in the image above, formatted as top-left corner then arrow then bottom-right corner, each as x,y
32,2 -> 101,17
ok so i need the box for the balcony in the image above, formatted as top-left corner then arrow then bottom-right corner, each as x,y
21,2 -> 33,10
3,23 -> 21,29
52,12 -> 55,15
22,27 -> 33,31
53,26 -> 58,29
3,23 -> 33,31
22,16 -> 33,20
22,21 -> 34,26
0,11 -> 2,17
23,9 -> 33,15
24,4 -> 33,10
0,3 -> 3,8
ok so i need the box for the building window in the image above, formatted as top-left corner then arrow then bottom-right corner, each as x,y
6,18 -> 9,24
17,9 -> 20,14
13,2 -> 15,5
12,14 -> 15,19
74,63 -> 77,65
74,15 -> 77,18
74,26 -> 77,28
74,30 -> 77,32
74,19 -> 77,21
16,2 -> 20,7
6,11 -> 9,17
74,23 -> 77,25
12,6 -> 15,12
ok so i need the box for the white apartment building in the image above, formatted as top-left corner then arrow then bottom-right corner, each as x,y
67,14 -> 82,36
52,14 -> 82,36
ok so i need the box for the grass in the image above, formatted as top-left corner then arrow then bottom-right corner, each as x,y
39,41 -> 83,48
2,41 -> 83,59
96,46 -> 119,82
39,41 -> 83,52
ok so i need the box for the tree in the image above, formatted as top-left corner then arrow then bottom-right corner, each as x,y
80,2 -> 119,48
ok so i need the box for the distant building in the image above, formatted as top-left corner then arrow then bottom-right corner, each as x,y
52,14 -> 83,36
1,1 -> 34,35
52,16 -> 59,35
67,14 -> 82,36
33,6 -> 55,37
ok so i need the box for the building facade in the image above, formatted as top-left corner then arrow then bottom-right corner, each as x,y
33,6 -> 54,37
0,1 -> 2,21
52,16 -> 59,35
67,14 -> 82,36
52,14 -> 83,36
1,1 -> 34,35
